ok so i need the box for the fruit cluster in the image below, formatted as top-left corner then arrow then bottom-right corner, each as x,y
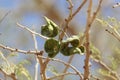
41,17 -> 84,58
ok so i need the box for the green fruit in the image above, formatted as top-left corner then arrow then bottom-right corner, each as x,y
44,38 -> 60,54
79,46 -> 85,53
69,47 -> 81,54
60,41 -> 69,53
65,35 -> 79,47
41,25 -> 54,37
48,52 -> 58,58
70,36 -> 80,47
61,47 -> 81,56
52,26 -> 59,37
41,17 -> 59,37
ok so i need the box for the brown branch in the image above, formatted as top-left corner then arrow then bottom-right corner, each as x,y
90,0 -> 102,25
72,0 -> 87,19
83,0 -> 102,79
83,0 -> 92,79
60,55 -> 74,80
37,55 -> 83,80
16,23 -> 48,39
47,72 -> 76,80
60,0 -> 88,80
59,0 -> 87,41
0,69 -> 17,80
0,44 -> 41,54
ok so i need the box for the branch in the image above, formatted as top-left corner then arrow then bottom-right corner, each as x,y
83,0 -> 92,79
0,44 -> 40,54
47,72 -> 76,80
37,55 -> 83,80
0,11 -> 10,24
60,0 -> 87,79
105,29 -> 120,42
16,23 -> 48,39
83,0 -> 102,79
59,0 -> 87,41
60,55 -> 74,80
31,31 -> 39,80
0,51 -> 17,80
93,59 -> 120,80
0,68 -> 17,80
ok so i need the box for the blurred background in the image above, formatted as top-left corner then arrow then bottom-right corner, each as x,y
0,0 -> 120,80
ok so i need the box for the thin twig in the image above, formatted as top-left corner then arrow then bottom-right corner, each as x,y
90,0 -> 102,25
60,0 -> 87,80
31,31 -> 39,80
61,55 -> 74,80
83,0 -> 92,79
0,52 -> 17,80
59,0 -> 87,41
105,29 -> 120,42
72,0 -> 87,19
0,44 -> 40,54
47,72 -> 77,80
0,69 -> 17,80
16,23 -> 48,39
0,11 -> 10,24
96,18 -> 120,42
93,59 -> 120,80
83,0 -> 102,79
37,55 -> 83,80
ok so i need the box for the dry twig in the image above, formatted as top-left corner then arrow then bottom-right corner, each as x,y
60,0 -> 87,80
93,59 -> 120,80
83,0 -> 102,79
17,23 -> 48,39
47,72 -> 76,80
37,55 -> 83,80
105,29 -> 120,42
0,68 -> 17,80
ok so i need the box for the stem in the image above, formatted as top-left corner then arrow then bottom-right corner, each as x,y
61,55 -> 74,80
83,0 -> 92,79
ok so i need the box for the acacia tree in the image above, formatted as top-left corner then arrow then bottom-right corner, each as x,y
0,0 -> 120,80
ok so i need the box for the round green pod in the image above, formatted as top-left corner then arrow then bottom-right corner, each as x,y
43,16 -> 59,37
41,25 -> 54,37
61,47 -> 81,56
51,26 -> 59,37
48,52 -> 58,58
70,36 -> 80,47
49,21 -> 59,37
44,38 -> 60,54
79,46 -> 85,53
60,41 -> 69,53
60,47 -> 71,56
